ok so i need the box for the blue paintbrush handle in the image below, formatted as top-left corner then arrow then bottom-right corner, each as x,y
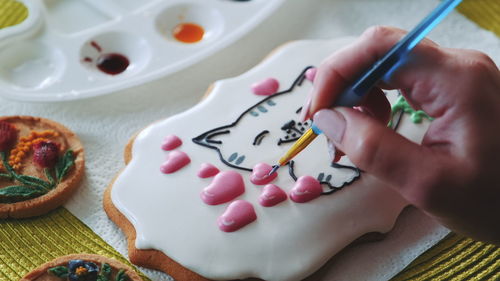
334,0 -> 463,107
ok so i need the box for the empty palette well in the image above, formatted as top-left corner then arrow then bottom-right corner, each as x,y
43,0 -> 111,33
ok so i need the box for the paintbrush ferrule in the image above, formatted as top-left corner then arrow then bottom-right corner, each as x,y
268,124 -> 322,176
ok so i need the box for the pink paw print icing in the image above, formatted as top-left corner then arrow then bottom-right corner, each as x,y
251,77 -> 279,96
305,67 -> 317,82
259,184 -> 287,207
250,163 -> 277,185
160,150 -> 190,174
161,135 -> 182,151
290,176 -> 322,203
197,163 -> 220,178
218,200 -> 257,232
201,171 -> 245,205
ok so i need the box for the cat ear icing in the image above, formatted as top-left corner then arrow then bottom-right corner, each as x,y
251,77 -> 279,96
305,67 -> 317,82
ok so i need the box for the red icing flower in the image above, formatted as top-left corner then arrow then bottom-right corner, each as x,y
0,121 -> 17,152
32,141 -> 60,168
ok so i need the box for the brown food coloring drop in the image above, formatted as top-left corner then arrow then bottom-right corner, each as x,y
96,53 -> 129,75
173,22 -> 205,43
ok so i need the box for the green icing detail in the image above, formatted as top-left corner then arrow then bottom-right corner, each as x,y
389,96 -> 434,127
0,148 -> 76,203
47,266 -> 69,278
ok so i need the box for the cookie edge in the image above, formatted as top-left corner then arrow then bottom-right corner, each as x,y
20,253 -> 143,281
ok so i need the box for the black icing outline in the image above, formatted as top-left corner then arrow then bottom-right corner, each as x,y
253,130 -> 269,146
288,160 -> 361,194
192,66 -> 361,191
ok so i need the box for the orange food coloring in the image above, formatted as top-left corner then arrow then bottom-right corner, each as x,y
173,22 -> 205,43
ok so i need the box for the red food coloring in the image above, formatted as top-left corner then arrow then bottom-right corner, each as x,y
96,53 -> 130,75
32,141 -> 60,168
0,121 -> 17,152
90,40 -> 102,52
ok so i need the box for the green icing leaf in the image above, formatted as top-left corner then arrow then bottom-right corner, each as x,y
115,269 -> 129,281
45,168 -> 55,187
55,150 -> 75,183
17,174 -> 51,190
101,263 -> 112,277
0,173 -> 12,180
97,263 -> 112,281
47,265 -> 69,278
389,96 -> 434,128
0,152 -> 50,202
0,185 -> 46,203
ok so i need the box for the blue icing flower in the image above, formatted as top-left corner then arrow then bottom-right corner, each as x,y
67,260 -> 99,281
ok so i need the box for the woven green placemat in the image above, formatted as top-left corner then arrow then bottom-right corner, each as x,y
0,207 -> 150,280
391,233 -> 499,281
0,0 -> 27,29
458,0 -> 500,37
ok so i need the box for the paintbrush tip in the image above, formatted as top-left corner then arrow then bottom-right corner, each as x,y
268,165 -> 280,176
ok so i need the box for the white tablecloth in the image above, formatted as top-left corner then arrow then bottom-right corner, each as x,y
1,0 -> 499,280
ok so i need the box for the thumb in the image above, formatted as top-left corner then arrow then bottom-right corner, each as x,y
313,108 -> 426,189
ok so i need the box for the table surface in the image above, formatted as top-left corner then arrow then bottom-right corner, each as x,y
0,0 -> 499,280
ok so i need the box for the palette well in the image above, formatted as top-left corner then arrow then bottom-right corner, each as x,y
0,0 -> 284,102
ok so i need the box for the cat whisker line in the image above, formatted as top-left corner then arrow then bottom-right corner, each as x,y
206,130 -> 230,141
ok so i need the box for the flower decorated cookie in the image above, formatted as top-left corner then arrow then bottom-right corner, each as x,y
0,116 -> 84,218
104,39 -> 431,281
20,254 -> 142,281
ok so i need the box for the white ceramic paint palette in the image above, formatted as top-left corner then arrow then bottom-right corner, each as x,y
0,0 -> 284,102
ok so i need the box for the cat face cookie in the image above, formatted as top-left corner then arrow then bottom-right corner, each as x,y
104,39 -> 429,281
0,116 -> 84,218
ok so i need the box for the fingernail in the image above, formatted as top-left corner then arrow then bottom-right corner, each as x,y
313,109 -> 346,144
300,94 -> 312,122
353,106 -> 375,118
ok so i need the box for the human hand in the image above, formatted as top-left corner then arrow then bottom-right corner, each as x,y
304,26 -> 500,245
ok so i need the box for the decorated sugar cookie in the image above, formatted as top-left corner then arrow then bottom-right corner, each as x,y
0,116 -> 84,218
104,38 -> 431,281
20,254 -> 142,281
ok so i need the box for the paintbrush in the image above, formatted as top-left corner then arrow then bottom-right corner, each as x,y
268,0 -> 463,176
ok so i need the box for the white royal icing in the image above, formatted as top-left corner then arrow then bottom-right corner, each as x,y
111,38 -> 430,281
